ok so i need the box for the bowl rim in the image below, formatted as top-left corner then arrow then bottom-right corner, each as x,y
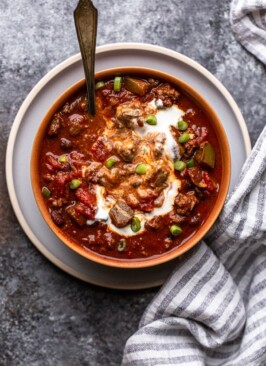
31,66 -> 231,269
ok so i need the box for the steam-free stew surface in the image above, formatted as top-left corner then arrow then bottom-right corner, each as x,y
39,76 -> 221,260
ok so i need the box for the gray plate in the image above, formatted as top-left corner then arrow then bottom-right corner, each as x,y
6,43 -> 251,290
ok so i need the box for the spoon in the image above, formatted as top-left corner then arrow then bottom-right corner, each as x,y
74,0 -> 98,115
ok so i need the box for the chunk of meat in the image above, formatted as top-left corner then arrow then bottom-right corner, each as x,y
153,84 -> 180,108
99,167 -> 122,187
115,102 -> 144,128
48,116 -> 61,136
144,216 -> 162,231
114,131 -> 139,162
146,132 -> 166,158
125,193 -> 140,208
174,192 -> 199,216
66,204 -> 87,227
136,187 -> 159,202
83,162 -> 102,183
109,200 -> 134,228
153,192 -> 165,208
148,78 -> 160,87
137,201 -> 154,212
124,78 -> 150,96
188,213 -> 202,226
187,167 -> 207,188
91,136 -> 113,162
148,163 -> 170,188
50,209 -> 65,226
169,210 -> 187,224
69,151 -> 87,167
68,114 -> 84,136
60,138 -> 72,150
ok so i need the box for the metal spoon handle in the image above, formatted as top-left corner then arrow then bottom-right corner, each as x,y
74,0 -> 98,115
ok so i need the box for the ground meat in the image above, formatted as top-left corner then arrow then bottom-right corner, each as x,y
153,193 -> 165,207
188,213 -> 202,226
194,187 -> 205,200
84,162 -> 102,183
183,138 -> 198,159
115,101 -> 144,128
136,187 -> 158,201
114,132 -> 139,162
68,114 -> 84,136
145,216 -> 162,231
174,192 -> 199,216
148,78 -> 160,87
49,197 -> 66,208
148,163 -> 170,188
168,210 -> 187,224
48,116 -> 61,136
100,167 -> 122,186
187,167 -> 206,188
125,193 -> 140,208
109,200 -> 134,228
146,132 -> 166,158
153,83 -> 180,108
42,173 -> 54,182
66,204 -> 87,227
50,209 -> 65,226
60,138 -> 72,150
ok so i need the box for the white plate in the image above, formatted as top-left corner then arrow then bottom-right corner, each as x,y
6,43 -> 251,289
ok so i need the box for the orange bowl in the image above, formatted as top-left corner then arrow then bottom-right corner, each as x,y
31,67 -> 230,269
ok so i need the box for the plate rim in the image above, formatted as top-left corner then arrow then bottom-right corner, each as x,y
5,42 -> 252,289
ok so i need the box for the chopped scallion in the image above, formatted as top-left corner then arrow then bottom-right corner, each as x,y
114,76 -> 122,92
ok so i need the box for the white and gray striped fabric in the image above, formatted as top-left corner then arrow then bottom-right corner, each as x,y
230,0 -> 266,64
122,2 -> 266,363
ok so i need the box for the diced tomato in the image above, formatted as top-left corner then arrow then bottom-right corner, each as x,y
91,137 -> 112,162
53,172 -> 72,196
69,151 -> 87,167
75,188 -> 97,208
197,127 -> 208,144
137,201 -> 154,212
203,171 -> 214,191
75,202 -> 96,220
46,154 -> 62,170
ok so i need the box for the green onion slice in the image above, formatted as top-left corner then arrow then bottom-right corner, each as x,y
136,163 -> 147,175
146,115 -> 157,125
174,161 -> 186,171
95,81 -> 105,90
177,120 -> 188,131
178,133 -> 190,144
114,76 -> 122,92
131,217 -> 141,233
105,157 -> 116,169
170,225 -> 183,236
42,186 -> 51,198
187,158 -> 194,168
117,239 -> 127,252
69,179 -> 81,190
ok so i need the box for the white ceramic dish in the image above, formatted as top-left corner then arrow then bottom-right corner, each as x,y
6,43 -> 251,289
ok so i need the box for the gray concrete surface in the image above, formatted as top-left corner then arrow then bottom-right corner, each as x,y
0,0 -> 265,365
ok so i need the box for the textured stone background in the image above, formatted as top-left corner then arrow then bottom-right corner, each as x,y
0,0 -> 265,365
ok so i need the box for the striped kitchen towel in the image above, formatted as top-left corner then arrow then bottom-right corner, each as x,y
230,0 -> 266,64
122,2 -> 266,364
